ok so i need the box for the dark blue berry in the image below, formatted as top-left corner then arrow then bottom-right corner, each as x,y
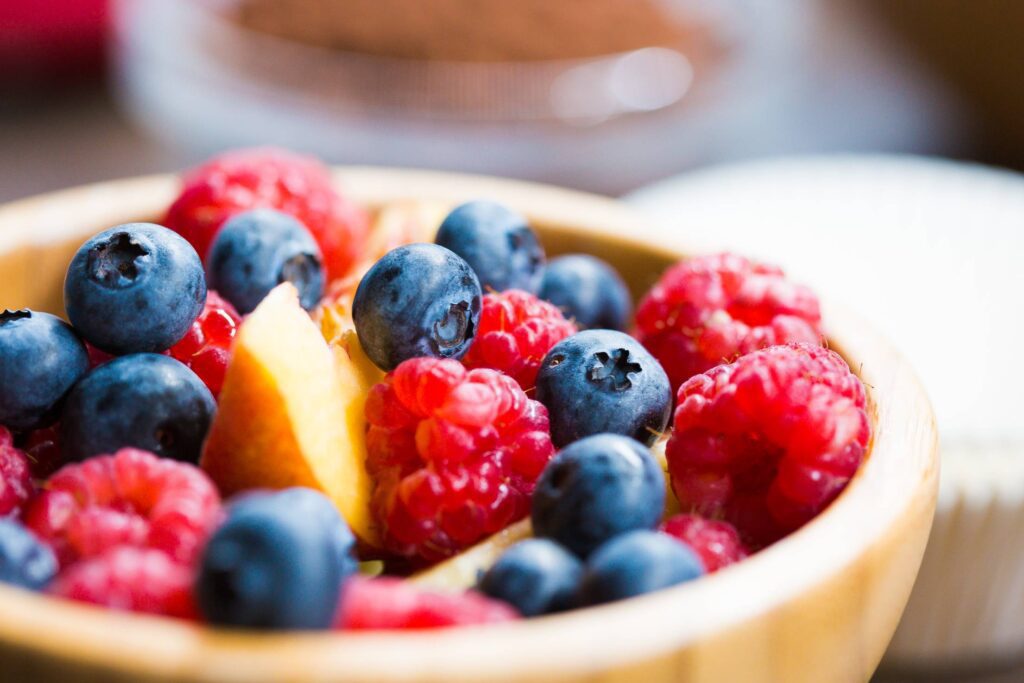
577,530 -> 704,606
479,539 -> 582,617
206,209 -> 325,314
353,243 -> 482,371
60,353 -> 215,464
535,329 -> 671,447
0,310 -> 89,431
64,223 -> 206,355
540,254 -> 632,331
532,433 -> 665,558
435,200 -> 544,293
195,487 -> 356,630
0,518 -> 57,591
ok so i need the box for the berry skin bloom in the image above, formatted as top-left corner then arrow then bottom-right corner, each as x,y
49,547 -> 197,619
335,576 -> 519,630
636,253 -> 823,391
660,513 -> 748,573
666,343 -> 870,549
24,448 -> 222,568
461,290 -> 577,391
167,290 -> 241,397
365,358 -> 555,563
0,427 -> 34,517
164,147 -> 369,282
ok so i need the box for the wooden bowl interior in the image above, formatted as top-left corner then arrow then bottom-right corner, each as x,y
0,169 -> 939,683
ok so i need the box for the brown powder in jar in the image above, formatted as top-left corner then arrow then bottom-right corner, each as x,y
234,0 -> 700,61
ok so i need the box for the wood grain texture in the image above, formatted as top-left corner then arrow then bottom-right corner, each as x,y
0,169 -> 939,683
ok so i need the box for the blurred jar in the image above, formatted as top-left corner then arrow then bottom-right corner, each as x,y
111,0 -> 795,193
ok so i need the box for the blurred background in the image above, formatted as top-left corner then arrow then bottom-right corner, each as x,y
3,2 -> 1024,681
3,0 -> 1020,200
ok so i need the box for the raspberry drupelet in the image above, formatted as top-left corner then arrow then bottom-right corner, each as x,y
0,427 -> 34,516
365,358 -> 555,563
164,147 -> 369,282
660,513 -> 748,573
336,576 -> 519,630
666,343 -> 870,549
461,290 -> 577,391
24,448 -> 222,568
635,253 -> 823,391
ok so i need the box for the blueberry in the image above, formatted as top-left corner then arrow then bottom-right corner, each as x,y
206,209 -> 324,314
535,330 -> 671,447
195,487 -> 356,630
60,353 -> 215,464
353,243 -> 482,371
479,539 -> 582,617
64,223 -> 206,355
532,434 -> 665,558
540,255 -> 632,331
577,530 -> 704,606
435,200 -> 544,293
0,519 -> 57,591
0,309 -> 89,431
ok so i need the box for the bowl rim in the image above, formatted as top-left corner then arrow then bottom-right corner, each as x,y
0,168 -> 940,682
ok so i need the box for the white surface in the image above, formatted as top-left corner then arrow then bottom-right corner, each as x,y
627,155 -> 1024,446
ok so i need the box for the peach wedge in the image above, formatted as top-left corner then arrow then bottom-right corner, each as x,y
202,283 -> 379,545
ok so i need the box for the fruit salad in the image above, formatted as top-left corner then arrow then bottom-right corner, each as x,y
0,148 -> 871,630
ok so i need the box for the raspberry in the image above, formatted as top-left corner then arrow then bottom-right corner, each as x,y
24,448 -> 222,568
167,291 -> 241,397
666,343 -> 870,548
165,147 -> 369,281
335,576 -> 519,630
462,290 -> 577,391
0,427 -> 33,516
365,358 -> 555,563
660,513 -> 748,573
49,547 -> 197,619
636,253 -> 823,391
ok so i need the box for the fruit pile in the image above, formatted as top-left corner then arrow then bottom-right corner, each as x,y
0,148 -> 870,630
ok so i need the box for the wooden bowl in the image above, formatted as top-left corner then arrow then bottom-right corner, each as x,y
0,169 -> 938,683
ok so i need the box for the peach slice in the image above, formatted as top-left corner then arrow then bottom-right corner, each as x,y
201,283 -> 380,545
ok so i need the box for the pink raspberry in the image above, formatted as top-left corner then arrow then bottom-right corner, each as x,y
0,427 -> 33,516
660,513 -> 748,573
636,253 -> 823,391
462,289 -> 577,391
365,358 -> 555,563
24,448 -> 222,568
49,547 -> 197,619
164,147 -> 369,281
666,343 -> 870,548
335,576 -> 519,630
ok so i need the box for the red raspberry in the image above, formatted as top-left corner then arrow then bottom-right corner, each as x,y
462,290 -> 577,391
0,427 -> 33,516
167,290 -> 241,397
365,358 -> 555,563
49,547 -> 197,619
24,448 -> 222,568
164,147 -> 370,281
660,513 -> 748,573
335,576 -> 519,630
666,343 -> 870,549
636,253 -> 823,391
